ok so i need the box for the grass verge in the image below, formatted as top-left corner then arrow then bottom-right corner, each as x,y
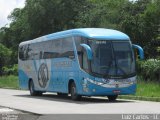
0,75 -> 19,89
119,76 -> 160,102
136,78 -> 160,97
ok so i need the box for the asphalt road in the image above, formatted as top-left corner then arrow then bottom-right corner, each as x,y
0,88 -> 160,115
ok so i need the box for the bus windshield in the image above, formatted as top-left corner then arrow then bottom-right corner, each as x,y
89,40 -> 135,78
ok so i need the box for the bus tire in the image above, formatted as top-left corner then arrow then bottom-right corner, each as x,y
29,80 -> 42,96
57,92 -> 68,96
70,82 -> 81,101
107,95 -> 118,101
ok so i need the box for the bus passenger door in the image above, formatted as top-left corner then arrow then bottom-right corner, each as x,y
78,46 -> 92,94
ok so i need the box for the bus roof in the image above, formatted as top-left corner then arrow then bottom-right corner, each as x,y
19,28 -> 130,46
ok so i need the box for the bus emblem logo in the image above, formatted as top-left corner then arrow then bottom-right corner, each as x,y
38,63 -> 49,88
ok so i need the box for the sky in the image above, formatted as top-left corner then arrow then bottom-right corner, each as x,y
0,0 -> 26,28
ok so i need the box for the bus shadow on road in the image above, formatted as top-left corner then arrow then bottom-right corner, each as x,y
14,93 -> 135,104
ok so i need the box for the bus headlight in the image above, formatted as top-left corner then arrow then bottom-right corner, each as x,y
84,78 -> 104,85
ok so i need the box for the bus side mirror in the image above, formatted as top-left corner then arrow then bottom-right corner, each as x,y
80,44 -> 93,60
132,44 -> 144,60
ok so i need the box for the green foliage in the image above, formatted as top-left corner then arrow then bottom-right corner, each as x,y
0,43 -> 12,57
118,0 -> 160,48
19,0 -> 89,39
137,59 -> 160,81
2,64 -> 18,75
0,43 -> 12,75
77,0 -> 127,29
136,76 -> 160,97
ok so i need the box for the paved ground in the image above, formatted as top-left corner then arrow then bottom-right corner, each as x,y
0,106 -> 133,120
0,88 -> 160,115
0,106 -> 39,120
0,106 -> 21,114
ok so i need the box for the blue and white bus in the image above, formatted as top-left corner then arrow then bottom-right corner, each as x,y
18,28 -> 144,101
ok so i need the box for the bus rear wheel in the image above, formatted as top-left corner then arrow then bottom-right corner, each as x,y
70,82 -> 81,101
29,80 -> 42,96
107,95 -> 118,101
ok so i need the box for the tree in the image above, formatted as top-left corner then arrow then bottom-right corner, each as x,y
0,0 -> 89,65
142,0 -> 160,58
117,0 -> 160,58
77,0 -> 130,29
24,0 -> 89,38
0,43 -> 12,75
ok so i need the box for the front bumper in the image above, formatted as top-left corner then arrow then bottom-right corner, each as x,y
81,78 -> 136,96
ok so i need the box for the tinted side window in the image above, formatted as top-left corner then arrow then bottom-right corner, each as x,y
43,40 -> 56,59
31,43 -> 40,60
19,44 -> 32,60
42,39 -> 62,59
32,40 -> 62,60
19,37 -> 75,60
19,46 -> 25,60
61,37 -> 74,59
51,39 -> 62,59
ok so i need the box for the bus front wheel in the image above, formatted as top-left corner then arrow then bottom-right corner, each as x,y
107,95 -> 118,101
29,80 -> 42,96
70,82 -> 81,101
